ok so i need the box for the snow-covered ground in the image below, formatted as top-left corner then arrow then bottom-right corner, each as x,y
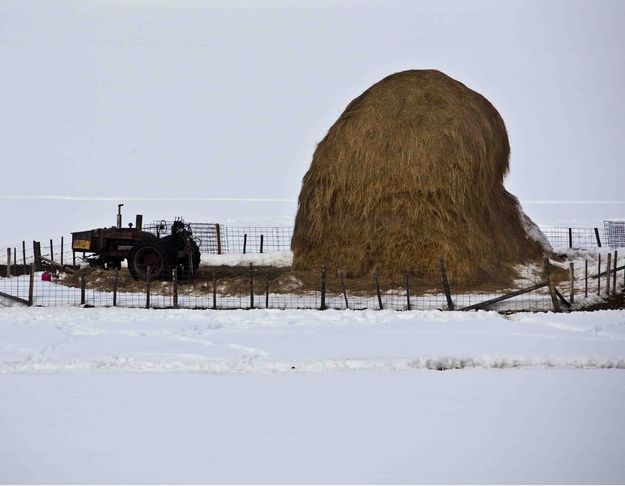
1,307 -> 624,483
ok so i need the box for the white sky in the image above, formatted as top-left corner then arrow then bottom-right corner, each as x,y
1,0 -> 624,203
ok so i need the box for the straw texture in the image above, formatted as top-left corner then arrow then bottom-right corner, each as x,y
292,70 -> 548,280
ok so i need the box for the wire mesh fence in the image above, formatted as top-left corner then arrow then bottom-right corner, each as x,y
140,222 -> 623,255
2,252 -> 623,312
2,223 -> 624,272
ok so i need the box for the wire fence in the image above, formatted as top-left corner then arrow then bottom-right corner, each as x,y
143,222 -> 622,255
1,221 -> 624,312
1,252 -> 623,312
1,222 -> 623,270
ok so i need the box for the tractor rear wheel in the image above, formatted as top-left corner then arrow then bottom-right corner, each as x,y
127,241 -> 166,281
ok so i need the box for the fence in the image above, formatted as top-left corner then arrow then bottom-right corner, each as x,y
1,252 -> 624,312
140,222 -> 622,256
1,223 -> 622,271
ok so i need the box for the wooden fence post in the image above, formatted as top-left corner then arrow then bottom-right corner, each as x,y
28,264 -> 35,306
265,271 -> 270,308
172,268 -> 178,309
145,268 -> 151,309
113,269 -> 119,307
584,259 -> 588,298
340,272 -> 349,309
543,257 -> 561,312
33,241 -> 41,271
249,263 -> 254,309
374,272 -> 383,310
12,248 -> 16,276
438,256 -> 455,311
260,234 -> 264,254
568,228 -> 573,249
60,237 -> 64,266
6,248 -> 11,277
22,241 -> 26,268
80,274 -> 86,305
569,261 -> 575,306
594,227 -> 602,247
243,234 -> 247,254
215,224 -> 222,255
405,271 -> 412,311
73,251 -> 76,267
606,252 -> 611,296
597,254 -> 602,296
212,269 -> 217,310
49,238 -> 54,263
320,264 -> 327,310
612,250 -> 618,296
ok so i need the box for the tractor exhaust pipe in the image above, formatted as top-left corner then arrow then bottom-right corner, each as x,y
117,204 -> 124,229
135,214 -> 143,231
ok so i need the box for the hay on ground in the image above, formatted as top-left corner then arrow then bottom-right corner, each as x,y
292,69 -> 549,281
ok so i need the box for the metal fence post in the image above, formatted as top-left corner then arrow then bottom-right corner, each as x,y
28,264 -> 35,306
374,272 -> 383,310
439,256 -> 454,311
320,264 -> 327,310
172,268 -> 178,309
113,269 -> 119,307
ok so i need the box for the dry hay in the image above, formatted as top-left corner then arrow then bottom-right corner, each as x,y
292,69 -> 549,282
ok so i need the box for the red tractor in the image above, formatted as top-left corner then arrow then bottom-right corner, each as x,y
71,205 -> 200,280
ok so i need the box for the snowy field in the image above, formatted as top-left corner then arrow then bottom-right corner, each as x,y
1,307 -> 624,483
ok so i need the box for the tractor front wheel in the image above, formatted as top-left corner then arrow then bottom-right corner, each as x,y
127,242 -> 166,281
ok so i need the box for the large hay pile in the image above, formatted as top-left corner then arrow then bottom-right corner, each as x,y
292,69 -> 549,281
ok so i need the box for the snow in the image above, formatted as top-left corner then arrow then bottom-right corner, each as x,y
200,250 -> 293,267
1,307 -> 625,483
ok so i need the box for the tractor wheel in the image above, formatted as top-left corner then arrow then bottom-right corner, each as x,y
127,241 -> 166,281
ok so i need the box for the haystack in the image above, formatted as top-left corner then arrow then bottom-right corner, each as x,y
292,69 -> 549,281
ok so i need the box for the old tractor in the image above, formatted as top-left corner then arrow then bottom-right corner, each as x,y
71,205 -> 200,280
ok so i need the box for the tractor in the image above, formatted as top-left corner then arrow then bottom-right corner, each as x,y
71,205 -> 200,280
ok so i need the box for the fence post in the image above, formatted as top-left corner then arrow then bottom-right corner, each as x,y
6,248 -> 11,278
320,264 -> 327,310
340,272 -> 349,309
80,274 -> 86,305
22,240 -> 26,269
172,268 -> 178,309
543,257 -> 561,312
13,248 -> 16,276
584,259 -> 588,298
438,256 -> 455,311
597,254 -> 602,296
33,241 -> 41,271
73,251 -> 76,267
243,234 -> 247,254
260,234 -> 264,254
568,228 -> 573,249
606,252 -> 611,297
60,237 -> 64,266
28,264 -> 35,306
612,250 -> 618,296
215,224 -> 222,255
594,227 -> 602,247
265,271 -> 270,308
145,268 -> 151,309
569,261 -> 575,306
374,272 -> 383,310
405,271 -> 411,311
113,269 -> 119,307
49,238 -> 54,263
249,263 -> 254,309
212,269 -> 217,310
